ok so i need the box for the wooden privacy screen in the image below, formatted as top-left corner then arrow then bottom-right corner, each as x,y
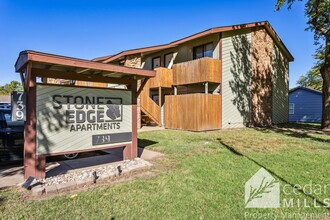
148,67 -> 173,89
173,58 -> 221,86
165,94 -> 222,131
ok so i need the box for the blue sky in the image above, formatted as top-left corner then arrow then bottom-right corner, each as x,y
0,0 -> 315,87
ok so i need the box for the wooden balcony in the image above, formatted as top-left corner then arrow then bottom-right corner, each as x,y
149,67 -> 173,89
173,57 -> 221,86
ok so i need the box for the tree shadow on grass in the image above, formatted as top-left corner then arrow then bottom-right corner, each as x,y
276,123 -> 322,131
0,196 -> 5,207
218,138 -> 330,210
254,123 -> 330,146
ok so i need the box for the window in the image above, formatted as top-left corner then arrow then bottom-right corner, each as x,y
289,103 -> 294,114
152,57 -> 161,69
193,43 -> 213,59
0,111 -> 11,129
152,95 -> 159,105
164,53 -> 173,68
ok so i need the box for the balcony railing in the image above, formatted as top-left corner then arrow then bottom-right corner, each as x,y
173,57 -> 221,86
148,58 -> 221,88
149,67 -> 173,89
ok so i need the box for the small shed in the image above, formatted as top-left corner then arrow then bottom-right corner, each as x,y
288,86 -> 322,123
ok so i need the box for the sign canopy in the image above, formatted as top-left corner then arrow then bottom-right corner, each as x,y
15,50 -> 155,88
15,50 -> 155,180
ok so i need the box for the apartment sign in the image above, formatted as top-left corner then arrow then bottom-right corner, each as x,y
36,85 -> 132,155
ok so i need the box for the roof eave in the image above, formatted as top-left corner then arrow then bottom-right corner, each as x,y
98,21 -> 294,63
289,86 -> 322,95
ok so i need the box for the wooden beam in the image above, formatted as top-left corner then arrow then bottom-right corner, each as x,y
159,87 -> 162,126
25,62 -> 32,93
131,81 -> 138,158
102,45 -> 177,63
219,37 -> 223,129
15,52 -> 28,72
24,69 -> 46,179
76,68 -> 90,74
19,71 -> 26,91
15,50 -> 156,77
123,144 -> 133,160
31,68 -> 133,85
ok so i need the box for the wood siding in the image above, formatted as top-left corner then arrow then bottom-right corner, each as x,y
149,68 -> 173,88
272,43 -> 289,124
173,58 -> 221,85
289,88 -> 322,123
221,29 -> 252,129
165,94 -> 221,131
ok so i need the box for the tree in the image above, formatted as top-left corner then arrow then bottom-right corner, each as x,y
297,67 -> 323,90
0,81 -> 23,95
276,0 -> 330,129
297,49 -> 324,90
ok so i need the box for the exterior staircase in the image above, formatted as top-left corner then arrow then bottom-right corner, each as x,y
141,112 -> 158,126
139,67 -> 174,126
140,77 -> 161,126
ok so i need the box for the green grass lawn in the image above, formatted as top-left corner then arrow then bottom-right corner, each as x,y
1,123 -> 330,219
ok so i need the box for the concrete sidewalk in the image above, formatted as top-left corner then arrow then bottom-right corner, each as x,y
138,126 -> 165,132
0,147 -> 163,189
